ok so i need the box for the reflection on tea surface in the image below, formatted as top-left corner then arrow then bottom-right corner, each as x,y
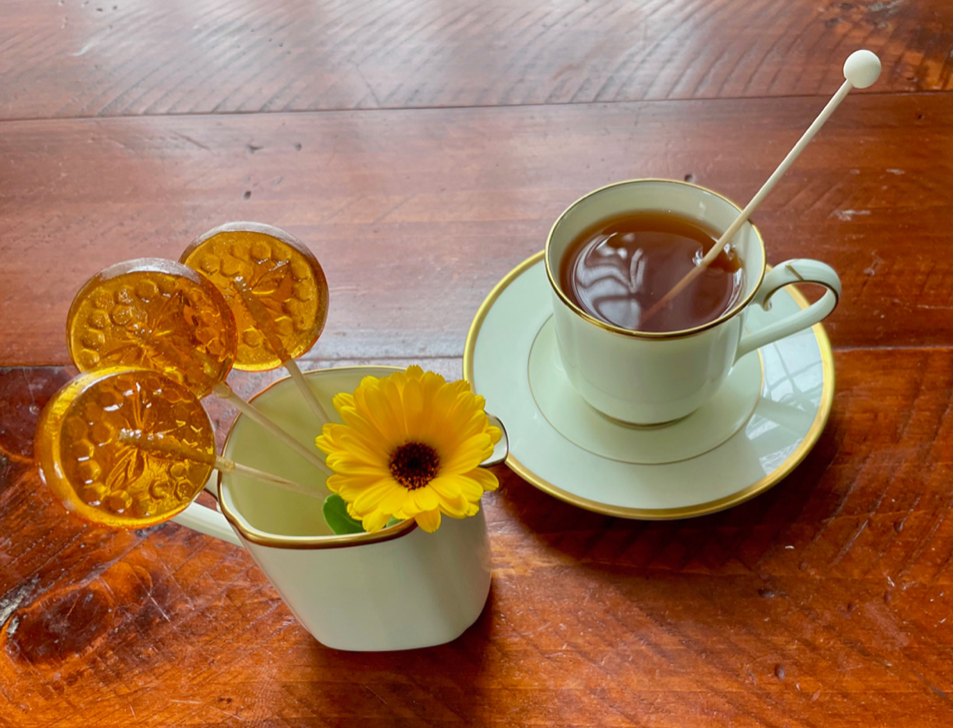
560,211 -> 744,333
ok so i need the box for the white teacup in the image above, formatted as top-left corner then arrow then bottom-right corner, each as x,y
545,179 -> 841,425
170,367 -> 505,652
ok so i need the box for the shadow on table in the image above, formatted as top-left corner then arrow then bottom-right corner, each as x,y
491,416 -> 843,575
300,583 -> 497,722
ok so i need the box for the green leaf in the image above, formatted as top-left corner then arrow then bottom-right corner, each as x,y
322,494 -> 365,535
385,516 -> 403,528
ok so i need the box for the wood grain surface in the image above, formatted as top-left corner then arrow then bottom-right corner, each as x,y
1,92 -> 950,366
1,0 -> 952,725
3,349 -> 953,726
1,0 -> 951,120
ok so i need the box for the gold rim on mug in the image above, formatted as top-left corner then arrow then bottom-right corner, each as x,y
544,178 -> 769,340
216,365 -> 418,550
463,250 -> 836,520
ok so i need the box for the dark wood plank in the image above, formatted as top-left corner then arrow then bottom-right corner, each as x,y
0,0 -> 951,120
3,347 -> 953,726
0,91 -> 949,366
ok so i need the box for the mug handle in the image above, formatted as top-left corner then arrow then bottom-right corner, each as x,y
735,259 -> 841,362
170,477 -> 243,546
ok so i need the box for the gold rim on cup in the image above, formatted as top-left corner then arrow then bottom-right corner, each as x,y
544,178 -> 768,340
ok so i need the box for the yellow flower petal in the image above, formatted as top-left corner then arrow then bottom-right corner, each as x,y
441,433 -> 493,475
464,467 -> 500,493
432,474 -> 481,502
439,494 -> 471,518
326,453 -> 386,474
380,485 -> 411,515
332,392 -> 355,413
337,432 -> 390,467
333,478 -> 386,499
352,478 -> 401,514
325,474 -> 348,493
413,487 -> 439,512
401,377 -> 425,434
415,509 -> 441,532
364,384 -> 403,443
362,509 -> 391,532
319,366 -> 500,533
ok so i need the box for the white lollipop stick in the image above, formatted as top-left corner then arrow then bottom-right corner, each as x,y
119,430 -> 323,499
282,358 -> 331,424
641,50 -> 881,325
212,383 -> 332,475
231,282 -> 331,423
135,330 -> 329,473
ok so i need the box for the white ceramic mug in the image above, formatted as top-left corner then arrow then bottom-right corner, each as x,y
545,179 -> 841,425
168,367 -> 507,652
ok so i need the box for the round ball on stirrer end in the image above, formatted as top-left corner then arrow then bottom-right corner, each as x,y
642,49 -> 881,326
843,50 -> 881,89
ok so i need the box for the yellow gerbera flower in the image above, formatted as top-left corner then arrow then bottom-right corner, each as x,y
315,366 -> 502,533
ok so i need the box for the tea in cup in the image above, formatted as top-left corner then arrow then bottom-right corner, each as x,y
545,179 -> 841,425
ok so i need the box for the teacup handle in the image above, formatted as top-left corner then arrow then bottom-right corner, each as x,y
735,259 -> 841,362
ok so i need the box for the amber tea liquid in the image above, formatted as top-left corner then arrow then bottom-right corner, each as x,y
560,211 -> 744,333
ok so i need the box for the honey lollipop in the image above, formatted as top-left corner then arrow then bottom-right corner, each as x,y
180,222 -> 331,422
35,367 -> 319,530
67,259 -> 330,474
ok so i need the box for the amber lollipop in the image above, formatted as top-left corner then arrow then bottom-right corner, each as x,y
35,367 -> 317,530
180,223 -> 331,422
66,258 -> 329,473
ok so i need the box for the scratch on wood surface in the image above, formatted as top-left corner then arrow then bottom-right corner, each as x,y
911,668 -> 952,702
863,253 -> 883,277
173,133 -> 210,152
831,209 -> 872,221
0,576 -> 41,627
362,683 -> 389,706
212,705 -> 240,720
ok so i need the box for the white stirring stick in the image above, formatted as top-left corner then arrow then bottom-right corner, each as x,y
119,430 -> 324,499
640,50 -> 881,326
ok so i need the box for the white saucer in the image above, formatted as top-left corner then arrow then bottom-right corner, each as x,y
463,252 -> 834,519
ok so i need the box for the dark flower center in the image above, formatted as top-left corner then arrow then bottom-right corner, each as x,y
389,442 -> 440,490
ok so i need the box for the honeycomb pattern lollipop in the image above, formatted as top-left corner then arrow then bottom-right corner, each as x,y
66,259 -> 238,398
180,222 -> 329,372
35,367 -> 216,529
67,258 -> 330,471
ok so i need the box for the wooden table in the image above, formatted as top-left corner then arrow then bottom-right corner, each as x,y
2,1 -> 952,725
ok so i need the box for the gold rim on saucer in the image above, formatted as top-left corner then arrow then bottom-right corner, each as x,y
463,251 -> 835,520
